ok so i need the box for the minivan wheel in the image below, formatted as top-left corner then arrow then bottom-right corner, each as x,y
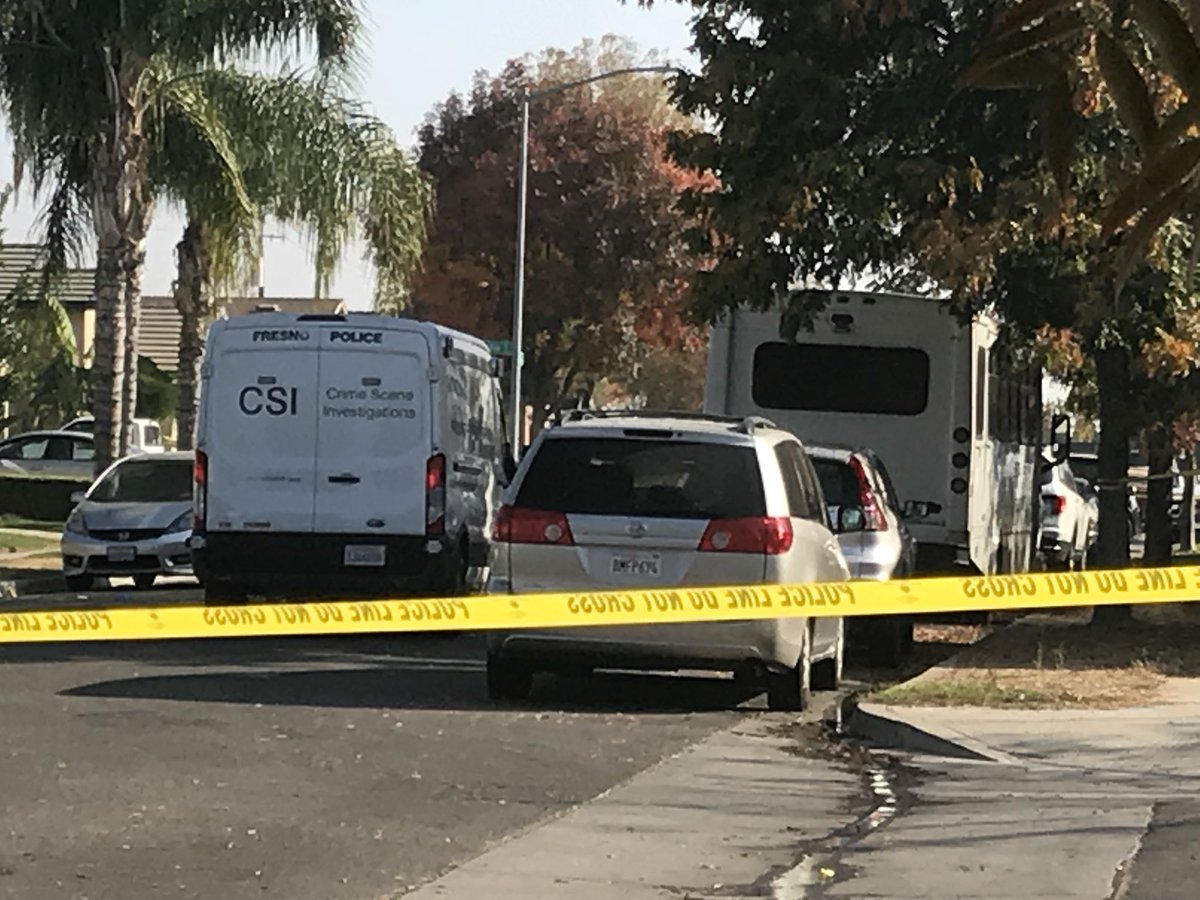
810,619 -> 845,691
486,651 -> 534,703
766,628 -> 811,711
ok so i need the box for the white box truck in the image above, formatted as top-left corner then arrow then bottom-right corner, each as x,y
705,290 -> 1054,577
190,311 -> 508,603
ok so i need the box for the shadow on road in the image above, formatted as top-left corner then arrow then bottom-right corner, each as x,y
59,661 -> 767,713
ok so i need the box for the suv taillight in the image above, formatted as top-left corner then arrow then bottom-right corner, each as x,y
426,453 -> 446,535
849,457 -> 888,532
492,506 -> 574,545
698,517 -> 793,555
193,449 -> 208,532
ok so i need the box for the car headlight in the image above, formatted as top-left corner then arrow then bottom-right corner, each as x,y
64,509 -> 88,536
166,511 -> 193,534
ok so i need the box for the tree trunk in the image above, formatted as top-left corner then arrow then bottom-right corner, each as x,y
1143,426 -> 1175,566
1182,449 -> 1197,553
174,219 -> 212,450
89,229 -> 125,476
1092,344 -> 1133,626
121,244 -> 142,455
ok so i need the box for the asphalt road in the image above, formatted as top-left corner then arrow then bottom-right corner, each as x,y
0,583 -> 822,900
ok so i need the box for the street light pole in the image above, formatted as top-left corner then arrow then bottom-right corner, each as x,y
509,91 -> 530,454
507,64 -> 681,454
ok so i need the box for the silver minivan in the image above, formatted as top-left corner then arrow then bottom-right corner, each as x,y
486,411 -> 850,710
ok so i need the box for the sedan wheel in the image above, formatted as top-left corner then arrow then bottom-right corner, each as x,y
64,574 -> 93,592
133,574 -> 157,590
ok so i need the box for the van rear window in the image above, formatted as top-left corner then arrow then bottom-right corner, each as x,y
516,438 -> 765,519
752,342 -> 930,416
812,459 -> 861,509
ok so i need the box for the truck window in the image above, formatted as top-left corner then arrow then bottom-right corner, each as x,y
751,342 -> 930,416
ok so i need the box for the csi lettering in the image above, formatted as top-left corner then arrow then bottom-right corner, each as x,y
239,385 -> 298,416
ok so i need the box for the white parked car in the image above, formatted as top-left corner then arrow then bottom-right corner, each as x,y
486,411 -> 850,710
62,416 -> 166,454
61,452 -> 195,591
0,430 -> 96,477
1040,456 -> 1096,569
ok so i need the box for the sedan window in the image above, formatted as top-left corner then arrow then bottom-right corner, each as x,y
89,459 -> 193,503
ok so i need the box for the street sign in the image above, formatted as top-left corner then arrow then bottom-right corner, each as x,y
486,340 -> 513,356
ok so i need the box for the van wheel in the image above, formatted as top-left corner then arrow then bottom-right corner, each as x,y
810,619 -> 844,691
204,581 -> 245,606
767,627 -> 811,711
64,574 -> 93,593
486,651 -> 533,703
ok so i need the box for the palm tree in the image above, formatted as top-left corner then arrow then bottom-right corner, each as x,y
151,69 -> 431,447
0,0 -> 361,474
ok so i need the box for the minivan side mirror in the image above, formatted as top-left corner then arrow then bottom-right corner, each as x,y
837,506 -> 866,533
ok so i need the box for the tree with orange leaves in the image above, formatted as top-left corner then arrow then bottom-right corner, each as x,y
411,37 -> 715,427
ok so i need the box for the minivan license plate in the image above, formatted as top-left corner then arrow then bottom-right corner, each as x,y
344,545 -> 386,567
611,556 -> 661,577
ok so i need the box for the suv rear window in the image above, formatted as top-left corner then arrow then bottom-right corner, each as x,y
812,458 -> 861,509
517,437 -> 766,519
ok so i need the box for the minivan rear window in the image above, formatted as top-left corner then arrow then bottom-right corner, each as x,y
812,458 -> 861,509
516,438 -> 765,519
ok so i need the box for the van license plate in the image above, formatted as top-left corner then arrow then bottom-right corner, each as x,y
107,546 -> 136,563
344,545 -> 386,567
611,556 -> 661,577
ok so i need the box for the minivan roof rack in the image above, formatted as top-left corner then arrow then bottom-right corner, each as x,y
553,408 -> 778,432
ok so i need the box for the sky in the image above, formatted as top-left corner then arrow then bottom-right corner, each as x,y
0,0 -> 698,310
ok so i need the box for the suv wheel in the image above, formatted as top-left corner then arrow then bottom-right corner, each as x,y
486,651 -> 534,703
767,626 -> 811,711
810,619 -> 844,691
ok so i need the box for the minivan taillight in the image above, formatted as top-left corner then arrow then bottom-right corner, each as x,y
698,517 -> 794,555
193,449 -> 208,532
492,506 -> 574,545
426,453 -> 446,535
849,457 -> 888,532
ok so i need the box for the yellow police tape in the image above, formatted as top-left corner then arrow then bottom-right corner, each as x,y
0,566 -> 1198,644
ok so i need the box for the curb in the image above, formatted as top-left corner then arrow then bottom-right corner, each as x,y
0,574 -> 66,600
839,694 -> 1017,763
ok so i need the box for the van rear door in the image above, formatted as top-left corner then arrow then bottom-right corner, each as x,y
314,324 -> 431,537
205,325 -> 319,533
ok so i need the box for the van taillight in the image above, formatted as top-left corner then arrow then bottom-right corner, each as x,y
849,457 -> 888,532
193,450 -> 208,532
698,517 -> 793,555
492,506 -> 574,545
426,454 -> 446,535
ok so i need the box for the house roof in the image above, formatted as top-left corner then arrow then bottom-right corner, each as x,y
139,295 -> 348,373
0,243 -> 95,303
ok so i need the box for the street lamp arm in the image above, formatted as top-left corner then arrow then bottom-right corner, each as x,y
526,64 -> 684,101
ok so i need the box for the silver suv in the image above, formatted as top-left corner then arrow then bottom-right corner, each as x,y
486,411 -> 850,710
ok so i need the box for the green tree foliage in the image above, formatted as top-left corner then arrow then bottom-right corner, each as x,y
0,0 -> 361,474
411,37 -> 713,425
641,0 -> 1197,577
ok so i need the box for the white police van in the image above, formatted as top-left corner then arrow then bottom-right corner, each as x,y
190,311 -> 509,603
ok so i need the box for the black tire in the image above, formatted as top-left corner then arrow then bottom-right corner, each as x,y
64,574 -> 93,592
486,651 -> 533,703
860,616 -> 913,669
203,580 -> 245,606
133,573 -> 156,590
767,627 -> 811,711
810,619 -> 844,691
